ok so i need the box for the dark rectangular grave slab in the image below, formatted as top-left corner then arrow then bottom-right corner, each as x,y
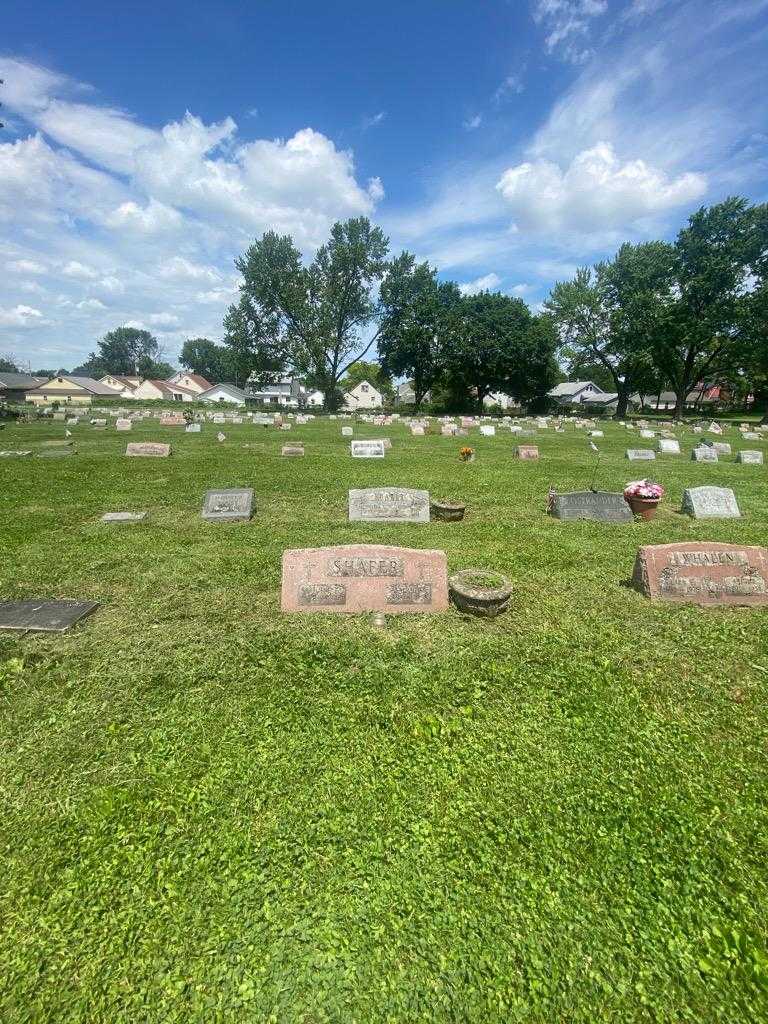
201,488 -> 254,522
550,490 -> 632,523
0,599 -> 99,632
349,487 -> 430,523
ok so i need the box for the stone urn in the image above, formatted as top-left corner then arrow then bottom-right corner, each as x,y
430,498 -> 467,522
449,569 -> 512,618
626,496 -> 659,521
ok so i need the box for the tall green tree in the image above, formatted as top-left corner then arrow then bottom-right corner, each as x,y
0,355 -> 18,372
546,242 -> 672,420
222,294 -> 290,390
654,197 -> 767,419
81,327 -> 174,379
443,292 -> 558,414
179,338 -> 230,383
230,217 -> 390,410
378,254 -> 460,412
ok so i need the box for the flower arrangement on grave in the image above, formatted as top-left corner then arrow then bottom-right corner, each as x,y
459,446 -> 475,462
624,479 -> 665,520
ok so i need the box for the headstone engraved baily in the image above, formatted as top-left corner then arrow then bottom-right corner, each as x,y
0,599 -> 100,633
281,544 -> 448,613
350,440 -> 385,458
201,488 -> 254,522
682,486 -> 741,519
348,487 -> 430,523
633,542 -> 768,606
550,490 -> 632,523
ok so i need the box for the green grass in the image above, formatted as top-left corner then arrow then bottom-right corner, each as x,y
1,413 -> 767,1022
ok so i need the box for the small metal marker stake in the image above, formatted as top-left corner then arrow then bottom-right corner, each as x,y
371,612 -> 387,628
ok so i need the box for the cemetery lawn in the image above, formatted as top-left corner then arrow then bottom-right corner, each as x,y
2,415 -> 768,1024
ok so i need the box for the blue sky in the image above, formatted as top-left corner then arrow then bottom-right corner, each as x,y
1,0 -> 767,370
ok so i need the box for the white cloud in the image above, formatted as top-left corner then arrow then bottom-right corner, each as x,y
61,261 -> 100,279
362,111 -> 387,130
7,258 -> 46,274
367,176 -> 385,202
0,304 -> 49,327
493,74 -> 525,103
496,141 -> 706,233
148,312 -> 180,326
463,114 -> 483,130
533,0 -> 609,63
76,298 -> 107,311
157,257 -> 222,282
459,273 -> 502,296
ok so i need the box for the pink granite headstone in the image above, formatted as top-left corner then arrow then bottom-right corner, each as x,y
281,544 -> 448,614
125,442 -> 171,458
633,542 -> 768,606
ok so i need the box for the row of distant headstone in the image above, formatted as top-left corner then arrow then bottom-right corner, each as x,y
3,533 -> 766,634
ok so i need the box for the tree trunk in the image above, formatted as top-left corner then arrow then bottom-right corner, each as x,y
614,387 -> 630,420
673,388 -> 686,421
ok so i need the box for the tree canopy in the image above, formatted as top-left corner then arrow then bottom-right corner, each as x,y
80,327 -> 174,380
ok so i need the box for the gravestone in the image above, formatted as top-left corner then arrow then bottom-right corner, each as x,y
351,440 -> 385,458
126,442 -> 171,458
341,427 -> 353,437
549,490 -> 632,523
691,446 -> 718,463
0,599 -> 100,633
37,447 -> 75,459
708,422 -> 723,434
160,415 -> 185,426
516,445 -> 539,460
101,511 -> 149,524
41,440 -> 72,447
712,442 -> 732,456
639,429 -> 656,438
480,425 -> 495,437
66,417 -> 79,425
742,432 -> 760,441
212,415 -> 226,424
0,450 -> 32,457
633,542 -> 768,606
658,439 -> 681,454
682,486 -> 741,519
115,419 -> 133,431
186,423 -> 201,433
281,544 -> 448,614
411,426 -> 425,436
91,419 -> 107,427
282,444 -> 305,456
280,424 -> 292,431
53,412 -> 66,421
626,449 -> 655,460
201,488 -> 254,522
348,487 -> 430,523
737,450 -> 763,464
588,430 -> 604,438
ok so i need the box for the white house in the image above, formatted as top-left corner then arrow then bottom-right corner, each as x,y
198,383 -> 250,406
25,375 -> 118,406
547,381 -> 605,407
249,375 -> 305,407
484,392 -> 521,411
343,380 -> 383,411
305,390 -> 325,407
100,374 -> 142,394
395,380 -> 432,406
167,371 -> 212,395
130,379 -> 198,402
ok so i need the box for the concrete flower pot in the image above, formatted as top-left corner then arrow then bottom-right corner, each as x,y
449,569 -> 512,618
430,498 -> 467,522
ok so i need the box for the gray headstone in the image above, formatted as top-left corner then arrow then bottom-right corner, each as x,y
549,490 -> 633,523
185,423 -> 201,433
682,486 -> 741,519
741,432 -> 760,441
626,449 -> 656,460
479,425 -> 495,436
691,446 -> 718,463
0,599 -> 99,633
737,450 -> 763,464
115,419 -> 133,431
349,487 -> 430,523
350,440 -> 385,458
712,442 -> 732,456
201,488 -> 254,522
101,511 -> 149,524
658,439 -> 681,454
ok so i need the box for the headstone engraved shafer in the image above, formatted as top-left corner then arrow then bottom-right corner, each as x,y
201,488 -> 254,522
682,486 -> 741,519
549,491 -> 632,523
633,542 -> 768,606
348,488 -> 430,523
281,544 -> 448,614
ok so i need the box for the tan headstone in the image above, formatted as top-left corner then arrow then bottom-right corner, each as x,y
633,542 -> 768,606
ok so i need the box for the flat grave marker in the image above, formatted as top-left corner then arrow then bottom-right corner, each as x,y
0,599 -> 100,633
627,449 -> 655,461
201,488 -> 254,522
281,544 -> 448,614
0,450 -> 32,457
282,444 -> 305,456
101,511 -> 149,524
348,487 -> 430,523
516,445 -> 539,460
634,542 -> 768,606
115,419 -> 133,431
126,443 -> 171,458
658,439 -> 681,454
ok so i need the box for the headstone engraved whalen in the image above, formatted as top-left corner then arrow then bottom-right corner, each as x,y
549,490 -> 632,523
348,487 -> 430,523
682,486 -> 741,519
350,440 -> 385,458
633,542 -> 768,606
281,544 -> 448,613
201,488 -> 254,522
